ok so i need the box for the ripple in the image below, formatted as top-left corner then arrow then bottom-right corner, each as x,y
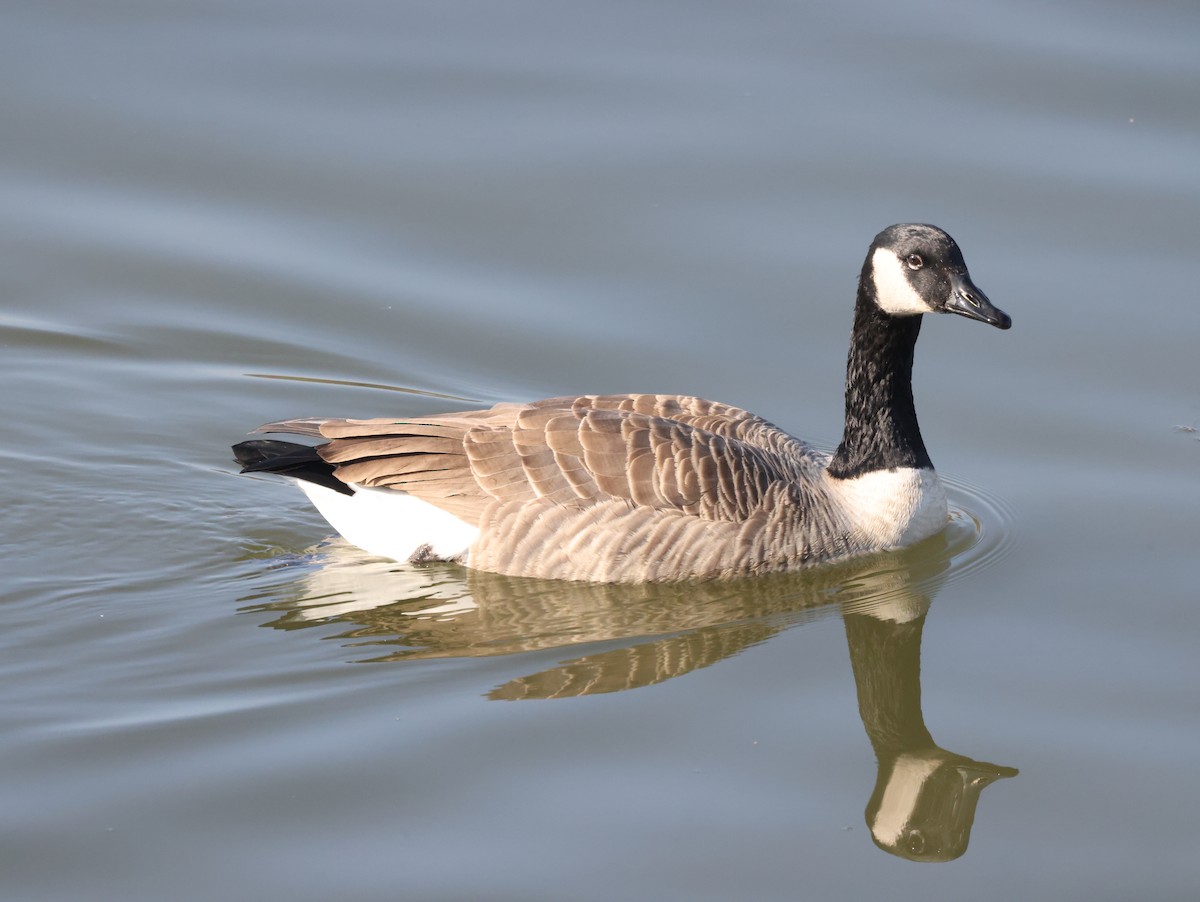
941,473 -> 1019,585
244,372 -> 482,403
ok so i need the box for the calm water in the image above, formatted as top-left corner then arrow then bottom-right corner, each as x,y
3,2 -> 1199,899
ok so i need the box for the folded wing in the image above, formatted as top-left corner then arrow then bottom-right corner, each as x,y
256,394 -> 821,525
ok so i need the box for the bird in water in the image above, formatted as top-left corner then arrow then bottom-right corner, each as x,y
233,223 -> 1010,582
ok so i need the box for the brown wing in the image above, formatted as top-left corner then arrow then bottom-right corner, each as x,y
256,394 -> 822,525
540,394 -> 813,460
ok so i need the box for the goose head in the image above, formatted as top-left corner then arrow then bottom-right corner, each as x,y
866,223 -> 1011,330
866,751 -> 1019,862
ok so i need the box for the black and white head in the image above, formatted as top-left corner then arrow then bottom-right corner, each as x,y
866,224 -> 1011,330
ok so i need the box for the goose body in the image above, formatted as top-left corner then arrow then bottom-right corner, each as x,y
233,224 -> 1010,583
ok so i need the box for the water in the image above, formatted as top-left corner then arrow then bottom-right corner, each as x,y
3,2 -> 1199,899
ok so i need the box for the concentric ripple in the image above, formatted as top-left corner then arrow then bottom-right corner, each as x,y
939,472 -> 1019,586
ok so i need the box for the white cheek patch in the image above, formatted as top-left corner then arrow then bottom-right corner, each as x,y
871,247 -> 930,316
871,753 -> 942,846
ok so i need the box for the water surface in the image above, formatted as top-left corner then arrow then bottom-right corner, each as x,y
3,2 -> 1199,899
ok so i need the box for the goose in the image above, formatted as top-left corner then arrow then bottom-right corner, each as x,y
233,223 -> 1010,582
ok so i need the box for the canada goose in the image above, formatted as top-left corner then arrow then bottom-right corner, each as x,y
233,223 -> 1010,582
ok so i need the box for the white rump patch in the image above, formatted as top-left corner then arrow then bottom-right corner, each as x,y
833,467 -> 949,549
871,247 -> 929,316
297,481 -> 479,564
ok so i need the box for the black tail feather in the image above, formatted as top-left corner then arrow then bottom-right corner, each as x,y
231,439 -> 354,496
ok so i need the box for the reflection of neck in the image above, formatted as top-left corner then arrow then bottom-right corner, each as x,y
844,612 -> 933,756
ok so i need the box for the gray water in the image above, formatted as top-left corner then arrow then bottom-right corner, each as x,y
3,2 -> 1199,899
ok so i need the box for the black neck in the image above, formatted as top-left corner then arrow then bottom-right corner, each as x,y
844,612 -> 934,756
827,282 -> 931,479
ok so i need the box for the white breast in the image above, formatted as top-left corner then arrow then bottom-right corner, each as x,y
830,467 -> 949,549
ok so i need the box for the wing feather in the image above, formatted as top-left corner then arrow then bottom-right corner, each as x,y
251,394 -> 821,530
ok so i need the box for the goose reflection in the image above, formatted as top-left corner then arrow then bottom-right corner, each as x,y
844,601 -> 1017,861
242,524 -> 1015,861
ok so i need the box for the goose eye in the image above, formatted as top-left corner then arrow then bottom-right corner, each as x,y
906,254 -> 923,270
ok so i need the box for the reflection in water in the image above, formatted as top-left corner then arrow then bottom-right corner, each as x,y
241,524 -> 1015,860
845,608 -> 1017,861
